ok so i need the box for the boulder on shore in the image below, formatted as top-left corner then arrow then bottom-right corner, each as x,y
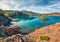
6,26 -> 20,36
0,26 -> 20,37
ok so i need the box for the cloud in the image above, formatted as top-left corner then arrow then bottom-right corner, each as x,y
0,0 -> 16,10
18,3 -> 60,13
0,0 -> 24,10
0,0 -> 60,13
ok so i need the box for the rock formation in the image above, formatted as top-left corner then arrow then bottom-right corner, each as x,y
1,34 -> 32,42
6,26 -> 20,36
0,26 -> 20,37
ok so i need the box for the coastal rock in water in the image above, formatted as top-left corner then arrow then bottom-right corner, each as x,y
6,26 -> 20,36
0,26 -> 21,37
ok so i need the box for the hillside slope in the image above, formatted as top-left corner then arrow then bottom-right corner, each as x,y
0,10 -> 11,26
28,22 -> 60,42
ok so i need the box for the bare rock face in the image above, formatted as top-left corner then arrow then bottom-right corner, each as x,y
28,22 -> 60,42
3,34 -> 32,42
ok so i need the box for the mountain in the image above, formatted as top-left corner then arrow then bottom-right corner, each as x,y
0,9 -> 40,22
46,12 -> 60,16
3,10 -> 35,21
0,9 -> 60,22
1,9 -> 60,17
20,10 -> 40,16
3,10 -> 29,18
3,10 -> 39,21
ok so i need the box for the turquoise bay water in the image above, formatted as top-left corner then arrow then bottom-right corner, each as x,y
10,16 -> 60,33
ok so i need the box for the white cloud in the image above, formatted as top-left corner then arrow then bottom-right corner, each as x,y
0,0 -> 26,10
0,0 -> 60,13
0,0 -> 16,10
18,4 -> 60,13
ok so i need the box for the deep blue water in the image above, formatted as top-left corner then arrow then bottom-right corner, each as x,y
10,16 -> 60,33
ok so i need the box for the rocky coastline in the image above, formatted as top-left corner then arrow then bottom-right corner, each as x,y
0,22 -> 60,42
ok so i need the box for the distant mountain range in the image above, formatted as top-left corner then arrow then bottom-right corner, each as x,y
45,12 -> 60,16
0,9 -> 60,26
1,9 -> 60,17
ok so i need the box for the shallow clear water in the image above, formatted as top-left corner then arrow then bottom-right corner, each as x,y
10,16 -> 60,33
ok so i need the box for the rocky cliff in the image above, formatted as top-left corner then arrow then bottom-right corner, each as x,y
0,9 -> 11,26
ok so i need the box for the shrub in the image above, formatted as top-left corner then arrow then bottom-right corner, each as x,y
40,36 -> 50,41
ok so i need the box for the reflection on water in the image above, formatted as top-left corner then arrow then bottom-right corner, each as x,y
10,16 -> 60,33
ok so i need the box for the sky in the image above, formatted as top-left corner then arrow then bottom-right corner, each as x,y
0,0 -> 60,13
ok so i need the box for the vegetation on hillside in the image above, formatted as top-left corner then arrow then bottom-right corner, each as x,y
40,36 -> 50,41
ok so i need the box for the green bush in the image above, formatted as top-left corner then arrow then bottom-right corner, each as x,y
40,36 -> 50,41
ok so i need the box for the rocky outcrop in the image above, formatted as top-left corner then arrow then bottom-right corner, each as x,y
6,26 -> 20,36
1,34 -> 32,42
0,26 -> 20,37
28,22 -> 60,42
